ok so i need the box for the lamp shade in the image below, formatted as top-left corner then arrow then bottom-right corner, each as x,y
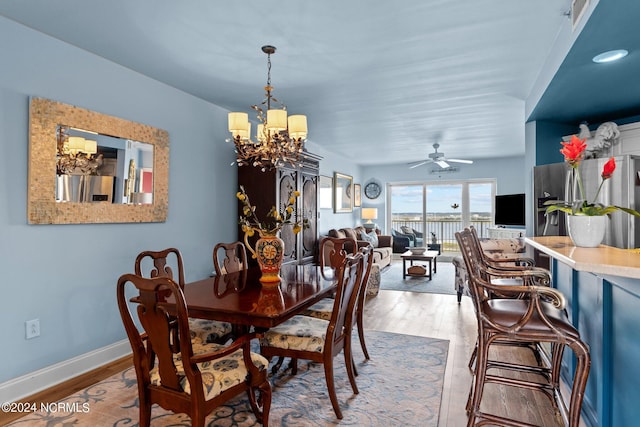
237,122 -> 251,140
266,109 -> 287,131
288,114 -> 308,139
228,112 -> 249,133
68,136 -> 85,150
361,207 -> 378,223
83,139 -> 98,154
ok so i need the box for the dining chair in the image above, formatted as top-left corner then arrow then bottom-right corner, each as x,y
135,248 -> 233,344
116,273 -> 271,427
300,235 -> 356,317
260,251 -> 365,419
302,243 -> 374,361
268,235 -> 358,374
319,235 -> 357,271
456,228 -> 590,427
213,241 -> 248,275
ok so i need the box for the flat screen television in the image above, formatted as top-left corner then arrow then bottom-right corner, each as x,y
494,193 -> 525,227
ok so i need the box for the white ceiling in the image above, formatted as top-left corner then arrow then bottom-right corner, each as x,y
0,0 -> 573,165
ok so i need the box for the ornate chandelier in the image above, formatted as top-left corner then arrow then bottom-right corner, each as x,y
56,126 -> 103,175
227,45 -> 307,171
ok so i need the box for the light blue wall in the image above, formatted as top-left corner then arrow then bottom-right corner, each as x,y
0,16 -> 361,384
361,156 -> 526,232
312,143 -> 363,234
0,16 -> 234,382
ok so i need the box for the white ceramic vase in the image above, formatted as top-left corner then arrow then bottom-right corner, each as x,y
567,215 -> 607,247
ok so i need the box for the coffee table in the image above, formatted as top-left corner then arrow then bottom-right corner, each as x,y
401,250 -> 439,280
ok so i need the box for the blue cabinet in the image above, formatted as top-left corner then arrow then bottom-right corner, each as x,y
552,260 -> 640,427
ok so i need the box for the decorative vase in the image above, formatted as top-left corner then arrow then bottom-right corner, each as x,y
254,232 -> 285,284
567,215 -> 607,247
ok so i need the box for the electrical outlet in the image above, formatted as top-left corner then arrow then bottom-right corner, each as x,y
26,319 -> 40,339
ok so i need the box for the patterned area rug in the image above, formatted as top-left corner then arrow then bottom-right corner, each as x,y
8,331 -> 448,426
380,260 -> 457,295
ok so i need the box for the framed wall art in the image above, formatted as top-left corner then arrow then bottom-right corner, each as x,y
333,172 -> 353,213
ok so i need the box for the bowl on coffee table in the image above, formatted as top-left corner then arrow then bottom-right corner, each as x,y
407,247 -> 426,255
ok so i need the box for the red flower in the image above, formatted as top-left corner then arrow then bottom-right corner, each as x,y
560,135 -> 587,166
601,157 -> 616,180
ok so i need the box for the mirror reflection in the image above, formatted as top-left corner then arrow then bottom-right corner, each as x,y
28,97 -> 169,224
56,125 -> 154,204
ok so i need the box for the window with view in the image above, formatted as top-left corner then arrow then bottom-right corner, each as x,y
389,180 -> 495,253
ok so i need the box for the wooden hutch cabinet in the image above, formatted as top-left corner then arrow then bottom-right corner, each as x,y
237,151 -> 321,265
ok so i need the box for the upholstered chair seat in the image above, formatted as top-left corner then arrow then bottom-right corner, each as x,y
149,340 -> 269,400
365,264 -> 380,297
300,300 -> 333,321
260,315 -> 329,352
188,318 -> 234,344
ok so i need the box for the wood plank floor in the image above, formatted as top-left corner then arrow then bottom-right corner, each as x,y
364,289 -> 568,427
3,275 -> 579,426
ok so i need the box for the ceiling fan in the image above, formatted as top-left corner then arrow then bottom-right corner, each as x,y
408,143 -> 474,169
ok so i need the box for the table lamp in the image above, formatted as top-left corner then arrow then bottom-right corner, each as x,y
361,207 -> 378,231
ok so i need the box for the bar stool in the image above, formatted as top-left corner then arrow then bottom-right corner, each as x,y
456,228 -> 590,427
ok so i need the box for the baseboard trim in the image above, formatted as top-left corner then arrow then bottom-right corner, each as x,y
0,339 -> 131,403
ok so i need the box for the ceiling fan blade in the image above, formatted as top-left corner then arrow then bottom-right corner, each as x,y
436,160 -> 450,168
408,160 -> 429,169
447,158 -> 473,164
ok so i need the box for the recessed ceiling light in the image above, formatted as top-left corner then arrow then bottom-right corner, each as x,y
592,49 -> 629,63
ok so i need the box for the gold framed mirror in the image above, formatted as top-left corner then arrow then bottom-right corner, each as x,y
28,98 -> 169,224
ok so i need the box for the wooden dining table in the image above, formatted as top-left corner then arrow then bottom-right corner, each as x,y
175,263 -> 338,329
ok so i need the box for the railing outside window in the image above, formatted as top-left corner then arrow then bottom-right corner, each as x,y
391,219 -> 492,252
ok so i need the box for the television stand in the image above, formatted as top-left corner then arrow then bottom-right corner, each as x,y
488,227 -> 524,239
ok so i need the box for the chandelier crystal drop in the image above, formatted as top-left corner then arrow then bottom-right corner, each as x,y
227,45 -> 307,171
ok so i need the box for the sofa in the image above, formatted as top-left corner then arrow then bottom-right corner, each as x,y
326,226 -> 393,297
452,237 -> 529,303
327,226 -> 393,268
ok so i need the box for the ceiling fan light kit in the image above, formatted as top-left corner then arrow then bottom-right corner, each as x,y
408,143 -> 473,169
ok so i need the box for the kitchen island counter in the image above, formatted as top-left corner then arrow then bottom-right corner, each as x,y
524,235 -> 640,427
525,236 -> 640,279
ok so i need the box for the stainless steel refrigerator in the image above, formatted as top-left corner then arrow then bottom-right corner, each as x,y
533,155 -> 640,249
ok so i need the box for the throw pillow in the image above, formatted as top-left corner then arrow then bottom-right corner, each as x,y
360,230 -> 379,248
340,228 -> 359,241
329,229 -> 345,238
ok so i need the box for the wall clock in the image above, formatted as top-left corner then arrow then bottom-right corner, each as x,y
364,180 -> 382,199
